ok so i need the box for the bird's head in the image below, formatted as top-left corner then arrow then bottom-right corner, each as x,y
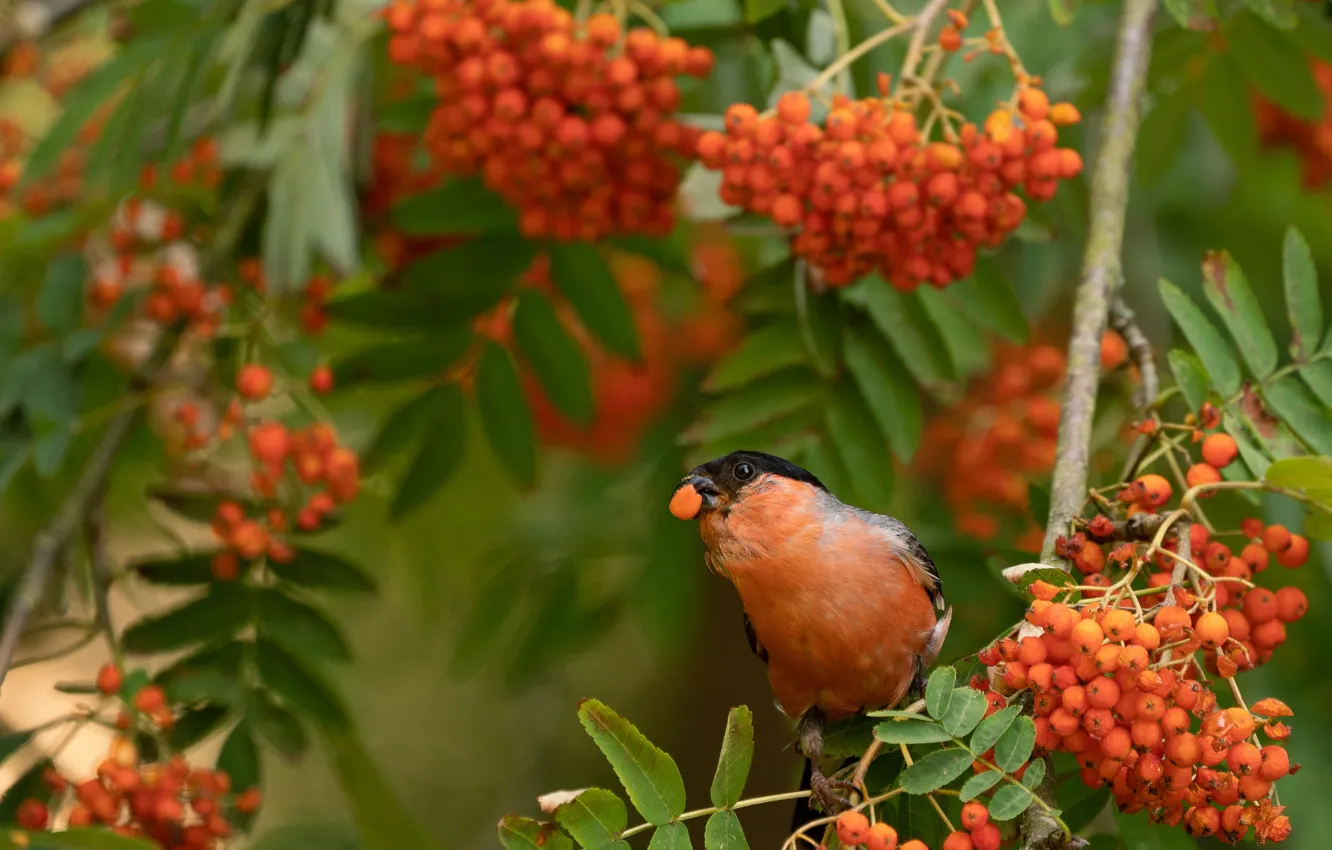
669,450 -> 827,520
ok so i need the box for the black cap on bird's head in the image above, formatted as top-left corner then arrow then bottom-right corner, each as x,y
668,450 -> 827,520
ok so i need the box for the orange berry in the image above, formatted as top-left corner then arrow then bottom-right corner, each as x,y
96,663 -> 123,695
1049,103 -> 1081,125
1275,586 -> 1307,622
960,801 -> 989,831
309,365 -> 334,395
133,685 -> 166,713
1258,745 -> 1290,780
836,810 -> 871,845
1201,433 -> 1238,468
16,798 -> 48,830
1100,609 -> 1135,642
1261,524 -> 1292,552
939,25 -> 963,52
1131,474 -> 1172,508
1275,533 -> 1309,568
867,821 -> 898,850
237,364 -> 273,400
1186,462 -> 1222,488
1100,329 -> 1127,370
942,831 -> 974,850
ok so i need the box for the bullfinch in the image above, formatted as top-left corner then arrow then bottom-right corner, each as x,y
670,450 -> 953,815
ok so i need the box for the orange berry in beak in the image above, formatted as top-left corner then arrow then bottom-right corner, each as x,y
669,483 -> 703,520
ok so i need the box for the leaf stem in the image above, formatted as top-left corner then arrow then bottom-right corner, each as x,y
618,790 -> 813,839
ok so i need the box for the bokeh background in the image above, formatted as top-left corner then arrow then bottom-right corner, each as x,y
1,1 -> 1331,849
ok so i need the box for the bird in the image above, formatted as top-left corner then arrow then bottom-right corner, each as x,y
668,450 -> 952,819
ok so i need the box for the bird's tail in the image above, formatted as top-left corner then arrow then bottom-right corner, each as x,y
789,757 -> 858,834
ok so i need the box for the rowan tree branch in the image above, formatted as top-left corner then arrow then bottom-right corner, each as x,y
1028,1 -> 1158,848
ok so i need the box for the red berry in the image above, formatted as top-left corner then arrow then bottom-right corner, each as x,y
96,663 -> 123,695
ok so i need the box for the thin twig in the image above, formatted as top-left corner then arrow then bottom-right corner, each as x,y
86,499 -> 120,658
1112,296 -> 1162,481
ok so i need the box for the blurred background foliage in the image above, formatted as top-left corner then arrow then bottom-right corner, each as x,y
0,0 -> 1330,848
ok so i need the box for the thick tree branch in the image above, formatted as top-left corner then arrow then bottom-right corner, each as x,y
1027,1 -> 1157,848
1040,0 -> 1158,566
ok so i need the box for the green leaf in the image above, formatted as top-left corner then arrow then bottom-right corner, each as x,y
0,730 -> 32,767
853,281 -> 955,387
703,810 -> 748,850
988,783 -> 1036,821
548,788 -> 628,849
994,716 -> 1036,773
1167,349 -> 1210,411
918,287 -> 990,378
1047,0 -> 1079,26
1302,361 -> 1332,409
20,829 -> 160,849
940,688 -> 988,738
250,689 -> 309,760
498,817 -> 574,850
647,823 -> 693,850
133,551 -> 221,585
512,289 -> 594,424
925,666 -> 957,719
945,260 -> 1029,343
577,699 -> 686,826
389,179 -> 517,235
873,720 -> 953,745
898,748 -> 974,794
1264,456 -> 1332,489
842,322 -> 922,462
362,383 -> 457,474
824,382 -> 894,510
1227,416 -> 1271,479
253,639 -> 349,727
121,584 -> 250,654
970,705 -> 1023,755
390,383 -> 466,519
161,667 -> 241,705
1163,0 -> 1218,29
252,588 -> 351,663
1012,565 -> 1080,600
1197,55 -> 1256,162
549,243 -> 641,360
1159,279 -> 1241,396
1262,377 -> 1332,454
1229,11 -> 1323,120
404,234 -> 537,306
271,547 -> 376,594
1283,227 -> 1322,362
332,333 -> 471,386
1028,482 -> 1052,527
1135,86 -> 1190,184
323,725 -> 440,850
1116,807 -> 1198,849
865,709 -> 932,720
960,770 -> 1003,802
1021,757 -> 1047,789
37,254 -> 86,333
475,341 -> 536,487
686,369 -> 822,443
710,706 -> 754,809
217,721 -> 261,796
169,704 -> 230,750
1201,251 -> 1278,379
1241,0 -> 1297,29
703,323 -> 806,392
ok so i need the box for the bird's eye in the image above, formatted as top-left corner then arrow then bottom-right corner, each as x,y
733,461 -> 755,481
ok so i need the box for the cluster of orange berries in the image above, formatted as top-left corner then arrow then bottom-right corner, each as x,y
14,665 -> 260,849
0,117 -> 94,216
381,0 -> 713,241
915,331 -> 1128,549
695,82 -> 1082,289
1255,59 -> 1332,189
978,594 -> 1296,844
835,802 -> 1000,850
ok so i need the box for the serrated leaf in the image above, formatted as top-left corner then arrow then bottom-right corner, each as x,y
498,817 -> 574,850
1301,361 -> 1332,408
512,289 -> 594,425
217,721 -> 261,803
169,704 -> 230,750
154,642 -> 246,696
710,706 -> 754,809
945,260 -> 1029,343
703,810 -> 748,850
252,588 -> 351,663
577,699 -> 686,826
1167,349 -> 1210,411
548,788 -> 628,849
121,584 -> 250,654
994,716 -> 1036,773
476,341 -> 537,487
1262,377 -> 1332,454
37,254 -> 86,333
842,322 -> 923,462
271,547 -> 375,594
1230,11 -> 1323,119
390,179 -> 517,235
549,243 -> 641,360
1227,416 -> 1271,479
960,770 -> 1003,801
1163,0 -> 1218,29
1197,54 -> 1257,161
390,383 -> 465,519
988,783 -> 1036,820
1022,757 -> 1047,789
647,823 -> 692,850
971,705 -> 1023,755
1159,279 -> 1241,396
133,552 -> 222,585
361,383 -> 457,474
899,748 -> 974,794
684,369 -> 822,444
925,667 -> 957,719
1136,87 -> 1191,184
703,323 -> 806,392
941,688 -> 988,738
1201,251 -> 1278,379
404,233 -> 537,306
865,709 -> 932,720
253,639 -> 349,727
1242,0 -> 1297,29
1283,228 -> 1322,362
824,382 -> 894,510
332,333 -> 472,386
873,720 -> 953,745
161,667 -> 241,705
853,281 -> 955,387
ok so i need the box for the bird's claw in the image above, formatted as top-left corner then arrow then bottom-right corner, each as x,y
809,772 -> 857,814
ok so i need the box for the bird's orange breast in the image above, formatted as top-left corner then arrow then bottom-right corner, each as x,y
701,479 -> 938,722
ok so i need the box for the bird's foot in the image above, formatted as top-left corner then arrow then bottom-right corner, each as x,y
809,769 -> 858,814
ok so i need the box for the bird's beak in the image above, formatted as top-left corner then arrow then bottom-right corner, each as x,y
669,474 -> 721,520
